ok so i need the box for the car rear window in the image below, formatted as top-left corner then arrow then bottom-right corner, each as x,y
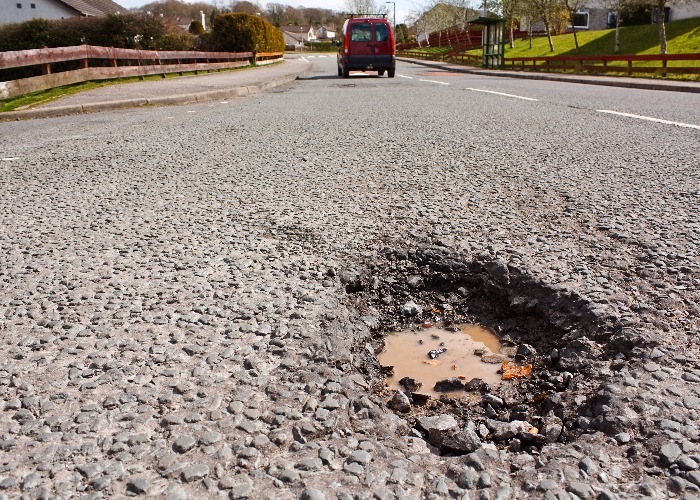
350,23 -> 372,42
375,24 -> 389,42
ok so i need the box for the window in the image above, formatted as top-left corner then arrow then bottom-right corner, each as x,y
17,3 -> 22,8
572,11 -> 589,28
375,24 -> 389,42
351,23 -> 372,42
652,7 -> 670,23
31,3 -> 36,7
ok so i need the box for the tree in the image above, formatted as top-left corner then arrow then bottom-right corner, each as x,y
530,0 -> 559,51
561,0 -> 585,52
500,0 -> 522,48
406,6 -> 431,46
230,1 -> 262,14
189,20 -> 205,34
395,23 -> 409,43
135,0 -> 213,22
422,2 -> 455,47
265,2 -> 284,25
344,0 -> 385,16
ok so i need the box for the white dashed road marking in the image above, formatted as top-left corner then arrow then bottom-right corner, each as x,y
419,79 -> 449,85
597,110 -> 700,130
397,75 -> 413,79
465,88 -> 538,101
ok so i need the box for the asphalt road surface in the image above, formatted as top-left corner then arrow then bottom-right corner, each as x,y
1,56 -> 699,499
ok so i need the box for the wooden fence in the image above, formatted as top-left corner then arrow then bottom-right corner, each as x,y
506,53 -> 700,76
0,45 -> 284,99
399,49 -> 483,66
398,49 -> 700,77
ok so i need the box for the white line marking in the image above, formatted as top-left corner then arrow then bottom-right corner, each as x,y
419,79 -> 449,85
187,110 -> 197,113
597,110 -> 700,130
219,101 -> 229,104
398,75 -> 413,79
465,87 -> 538,101
1,157 -> 18,161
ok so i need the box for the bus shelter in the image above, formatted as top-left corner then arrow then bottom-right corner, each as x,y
469,16 -> 506,68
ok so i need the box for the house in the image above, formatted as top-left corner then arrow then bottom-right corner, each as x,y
2,0 -> 125,25
279,24 -> 316,50
315,26 -> 336,40
569,1 -> 700,30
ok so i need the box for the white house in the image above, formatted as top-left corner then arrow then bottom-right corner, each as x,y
556,0 -> 700,30
280,24 -> 316,49
1,0 -> 125,25
315,26 -> 336,39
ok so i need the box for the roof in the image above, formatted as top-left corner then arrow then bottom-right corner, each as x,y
279,25 -> 312,33
59,0 -> 125,16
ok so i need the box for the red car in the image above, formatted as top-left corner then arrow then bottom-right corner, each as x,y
337,16 -> 396,78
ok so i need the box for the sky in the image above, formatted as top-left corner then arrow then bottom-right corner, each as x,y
115,0 -> 413,24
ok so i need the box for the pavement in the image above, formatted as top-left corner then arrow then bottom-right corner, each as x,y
2,53 -> 699,121
398,57 -> 700,94
0,57 -> 313,122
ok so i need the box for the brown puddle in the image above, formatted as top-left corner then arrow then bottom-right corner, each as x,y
378,325 -> 508,397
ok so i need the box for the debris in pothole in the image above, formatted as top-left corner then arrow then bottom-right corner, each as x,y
500,360 -> 533,380
428,348 -> 447,359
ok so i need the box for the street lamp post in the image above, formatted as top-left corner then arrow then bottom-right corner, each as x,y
385,1 -> 396,35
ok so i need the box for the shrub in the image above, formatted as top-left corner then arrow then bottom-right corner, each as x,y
189,20 -> 205,35
0,18 -> 52,51
211,13 -> 284,53
304,41 -> 336,52
0,14 -> 196,52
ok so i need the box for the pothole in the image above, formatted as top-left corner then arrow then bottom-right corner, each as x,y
378,324 -> 510,397
344,244 -> 660,455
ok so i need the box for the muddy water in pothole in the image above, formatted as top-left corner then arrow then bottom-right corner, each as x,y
378,325 -> 507,397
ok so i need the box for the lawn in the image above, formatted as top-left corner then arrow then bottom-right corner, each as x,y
400,17 -> 700,78
505,17 -> 700,57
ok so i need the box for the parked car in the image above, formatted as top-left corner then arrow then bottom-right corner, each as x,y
337,16 -> 395,78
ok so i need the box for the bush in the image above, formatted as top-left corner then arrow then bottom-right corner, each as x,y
189,20 -> 204,35
211,13 -> 284,53
0,14 -> 196,52
304,41 -> 336,52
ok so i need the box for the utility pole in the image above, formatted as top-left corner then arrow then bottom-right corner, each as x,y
385,1 -> 396,34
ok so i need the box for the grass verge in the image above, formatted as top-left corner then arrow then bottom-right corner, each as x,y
1,64 -> 257,113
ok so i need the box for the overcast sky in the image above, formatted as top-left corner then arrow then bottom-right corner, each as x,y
116,0 -> 413,24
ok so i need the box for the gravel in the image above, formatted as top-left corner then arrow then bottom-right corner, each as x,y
0,58 -> 698,499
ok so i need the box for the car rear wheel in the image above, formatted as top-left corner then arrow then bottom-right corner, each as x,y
388,68 -> 395,78
342,67 -> 349,78
338,65 -> 342,77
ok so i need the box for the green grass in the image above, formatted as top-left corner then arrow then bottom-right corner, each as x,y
404,46 -> 452,55
1,64 -> 257,113
505,17 -> 700,57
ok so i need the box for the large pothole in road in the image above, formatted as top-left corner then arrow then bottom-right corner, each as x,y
343,245 -> 661,456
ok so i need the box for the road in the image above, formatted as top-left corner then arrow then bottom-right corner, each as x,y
0,56 -> 699,499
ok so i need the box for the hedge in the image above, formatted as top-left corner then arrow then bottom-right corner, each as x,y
211,13 -> 284,53
0,14 -> 196,52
